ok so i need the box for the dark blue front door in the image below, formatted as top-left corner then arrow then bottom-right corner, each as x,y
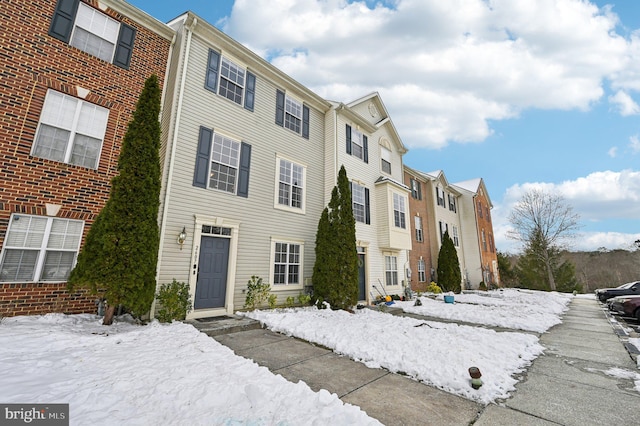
194,236 -> 229,309
358,253 -> 366,300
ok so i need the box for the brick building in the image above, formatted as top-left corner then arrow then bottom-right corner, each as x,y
0,0 -> 173,316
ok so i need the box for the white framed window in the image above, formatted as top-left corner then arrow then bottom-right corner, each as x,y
284,96 -> 303,134
32,90 -> 109,169
393,193 -> 406,229
482,229 -> 487,251
381,146 -> 391,174
352,183 -> 366,223
218,57 -> 246,105
277,158 -> 305,210
436,187 -> 445,207
70,3 -> 120,63
414,216 -> 423,242
351,128 -> 364,160
418,258 -> 426,282
272,241 -> 302,285
452,225 -> 459,246
385,255 -> 398,286
0,214 -> 83,283
209,133 -> 241,194
448,194 -> 457,212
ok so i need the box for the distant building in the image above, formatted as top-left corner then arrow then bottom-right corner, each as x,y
453,178 -> 499,288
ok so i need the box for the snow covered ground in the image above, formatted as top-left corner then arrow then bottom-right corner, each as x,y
395,288 -> 573,333
1,289 -> 637,424
245,295 -> 550,405
0,314 -> 380,425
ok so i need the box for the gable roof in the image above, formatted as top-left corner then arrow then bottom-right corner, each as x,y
453,178 -> 493,207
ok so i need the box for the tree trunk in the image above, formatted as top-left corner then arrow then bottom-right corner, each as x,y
102,304 -> 116,326
543,250 -> 557,291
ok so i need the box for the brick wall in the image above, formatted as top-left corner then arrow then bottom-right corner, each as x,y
405,171 -> 434,292
0,0 -> 172,316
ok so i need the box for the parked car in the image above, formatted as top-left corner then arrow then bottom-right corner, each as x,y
607,295 -> 640,321
595,281 -> 640,302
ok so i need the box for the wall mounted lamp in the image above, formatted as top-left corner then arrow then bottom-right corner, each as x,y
177,227 -> 187,250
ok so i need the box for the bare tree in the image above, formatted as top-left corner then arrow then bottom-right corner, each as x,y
507,189 -> 580,290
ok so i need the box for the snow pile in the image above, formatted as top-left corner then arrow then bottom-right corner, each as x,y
244,307 -> 544,404
396,288 -> 572,332
0,314 -> 380,425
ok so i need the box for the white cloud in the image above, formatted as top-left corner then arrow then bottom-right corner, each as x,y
608,90 -> 640,116
493,170 -> 640,252
608,146 -> 618,158
630,135 -> 640,153
223,0 -> 634,148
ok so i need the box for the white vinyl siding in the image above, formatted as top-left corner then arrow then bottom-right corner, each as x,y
0,214 -> 83,282
33,90 -> 108,169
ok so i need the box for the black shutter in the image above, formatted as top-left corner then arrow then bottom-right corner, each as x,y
346,124 -> 352,155
244,71 -> 256,111
417,181 -> 422,200
237,142 -> 251,198
113,23 -> 136,69
302,105 -> 310,139
193,127 -> 213,188
48,0 -> 79,43
363,135 -> 368,163
275,90 -> 285,126
205,49 -> 220,92
365,188 -> 370,225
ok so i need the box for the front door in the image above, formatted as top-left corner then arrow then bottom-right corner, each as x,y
194,236 -> 229,309
358,253 -> 366,301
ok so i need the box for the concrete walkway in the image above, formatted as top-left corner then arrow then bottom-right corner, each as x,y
190,297 -> 639,425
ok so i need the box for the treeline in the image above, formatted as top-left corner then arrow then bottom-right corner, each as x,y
500,249 -> 640,293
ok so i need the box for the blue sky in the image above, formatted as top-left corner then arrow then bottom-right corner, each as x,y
129,0 -> 640,253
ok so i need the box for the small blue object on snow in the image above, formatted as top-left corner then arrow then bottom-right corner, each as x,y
385,301 -> 395,306
444,295 -> 455,304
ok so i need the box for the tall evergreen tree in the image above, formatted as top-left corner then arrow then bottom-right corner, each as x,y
68,75 -> 162,325
436,231 -> 462,293
312,166 -> 358,310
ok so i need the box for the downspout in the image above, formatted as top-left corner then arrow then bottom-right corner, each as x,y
152,16 -> 197,318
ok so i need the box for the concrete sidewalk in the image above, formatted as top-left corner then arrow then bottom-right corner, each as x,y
191,297 -> 639,425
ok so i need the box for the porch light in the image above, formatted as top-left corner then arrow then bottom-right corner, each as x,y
177,227 -> 187,250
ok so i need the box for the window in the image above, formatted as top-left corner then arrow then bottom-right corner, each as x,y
486,207 -> 491,222
385,256 -> 398,286
346,124 -> 368,162
205,50 -> 256,111
482,229 -> 487,251
439,221 -> 448,240
49,0 -> 135,69
489,232 -> 494,253
273,242 -> 301,285
381,146 -> 391,174
285,97 -> 302,134
452,226 -> 459,246
278,159 -> 304,209
0,214 -> 83,282
410,179 -> 421,200
193,127 -> 252,198
478,201 -> 483,218
418,258 -> 426,282
414,216 -> 423,242
448,194 -> 457,213
393,193 -> 406,229
352,183 -> 366,223
436,187 -> 445,207
32,90 -> 109,169
275,90 -> 309,138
